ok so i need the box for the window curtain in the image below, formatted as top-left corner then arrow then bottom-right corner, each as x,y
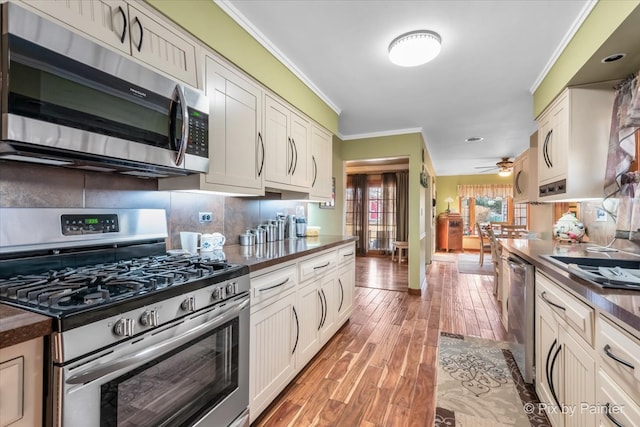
604,71 -> 640,198
457,184 -> 513,199
396,171 -> 409,242
348,174 -> 368,255
379,173 -> 397,253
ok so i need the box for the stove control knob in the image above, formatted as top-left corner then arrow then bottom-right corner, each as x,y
140,310 -> 159,327
226,282 -> 237,295
212,286 -> 225,301
113,318 -> 135,337
181,296 -> 196,312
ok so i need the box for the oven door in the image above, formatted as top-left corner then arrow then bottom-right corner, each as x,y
53,294 -> 249,427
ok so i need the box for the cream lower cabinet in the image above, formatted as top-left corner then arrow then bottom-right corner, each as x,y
23,0 -> 198,86
249,264 -> 297,422
249,243 -> 355,422
596,315 -> 640,427
535,271 -> 596,427
0,338 -> 44,427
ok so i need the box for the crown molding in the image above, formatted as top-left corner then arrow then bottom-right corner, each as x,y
339,127 -> 424,141
215,0 -> 341,115
529,0 -> 598,94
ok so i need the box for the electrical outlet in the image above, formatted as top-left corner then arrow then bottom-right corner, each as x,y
199,212 -> 212,223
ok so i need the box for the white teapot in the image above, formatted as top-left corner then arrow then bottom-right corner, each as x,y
201,232 -> 226,252
553,213 -> 585,242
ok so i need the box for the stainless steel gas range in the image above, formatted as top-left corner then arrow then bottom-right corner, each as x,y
0,208 -> 250,427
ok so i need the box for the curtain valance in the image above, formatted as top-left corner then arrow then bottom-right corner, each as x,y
457,184 -> 513,199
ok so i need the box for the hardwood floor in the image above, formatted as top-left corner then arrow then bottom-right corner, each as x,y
355,255 -> 409,292
252,254 -> 508,427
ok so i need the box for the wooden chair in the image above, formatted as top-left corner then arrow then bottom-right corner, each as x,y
475,223 -> 492,266
500,224 -> 528,238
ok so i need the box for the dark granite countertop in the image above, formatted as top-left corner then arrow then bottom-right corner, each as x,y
221,235 -> 357,273
500,239 -> 640,333
0,304 -> 52,349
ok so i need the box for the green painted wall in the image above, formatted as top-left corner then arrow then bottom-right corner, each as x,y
533,0 -> 640,117
146,0 -> 339,134
340,133 -> 426,290
435,174 -> 511,215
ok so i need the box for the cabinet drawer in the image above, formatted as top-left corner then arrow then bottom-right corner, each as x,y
337,243 -> 355,265
298,251 -> 336,283
598,315 -> 640,405
536,272 -> 594,346
597,370 -> 640,426
251,264 -> 296,310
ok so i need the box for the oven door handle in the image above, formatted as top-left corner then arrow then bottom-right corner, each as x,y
66,297 -> 249,385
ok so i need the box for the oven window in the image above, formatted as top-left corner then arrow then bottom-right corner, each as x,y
100,318 -> 239,427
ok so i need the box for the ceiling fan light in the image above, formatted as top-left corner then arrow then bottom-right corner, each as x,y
388,30 -> 441,67
498,168 -> 512,177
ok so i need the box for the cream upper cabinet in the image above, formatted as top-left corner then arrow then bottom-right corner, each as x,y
264,94 -> 311,189
159,56 -> 266,195
204,57 -> 263,193
23,0 -> 198,87
536,86 -> 615,201
512,137 -> 538,203
310,124 -> 333,201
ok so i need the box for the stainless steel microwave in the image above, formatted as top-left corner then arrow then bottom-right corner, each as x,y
0,3 -> 209,177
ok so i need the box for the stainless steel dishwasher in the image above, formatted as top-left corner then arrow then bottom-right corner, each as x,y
507,254 -> 535,383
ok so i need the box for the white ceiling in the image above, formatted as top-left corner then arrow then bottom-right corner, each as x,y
219,0 -> 595,176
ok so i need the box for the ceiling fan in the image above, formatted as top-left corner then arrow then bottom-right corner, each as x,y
475,157 -> 514,176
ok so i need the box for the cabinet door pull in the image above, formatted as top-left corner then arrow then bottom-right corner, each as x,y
258,277 -> 289,292
313,262 -> 330,270
605,403 -> 625,427
291,138 -> 298,175
343,252 -> 354,257
257,132 -> 265,177
546,129 -> 553,168
542,130 -> 552,168
545,339 -> 556,404
287,137 -> 294,174
317,290 -> 324,330
292,306 -> 299,354
312,155 -> 317,187
338,278 -> 344,312
515,170 -> 522,194
540,291 -> 566,311
320,289 -> 328,328
604,344 -> 635,370
549,343 -> 562,408
117,6 -> 127,44
132,16 -> 143,52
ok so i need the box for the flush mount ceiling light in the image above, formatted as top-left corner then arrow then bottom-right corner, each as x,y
388,30 -> 441,67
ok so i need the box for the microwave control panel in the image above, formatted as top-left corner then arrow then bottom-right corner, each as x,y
186,108 -> 209,158
61,214 -> 120,235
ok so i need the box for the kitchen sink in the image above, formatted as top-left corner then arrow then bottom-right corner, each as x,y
543,255 -> 640,290
545,255 -> 640,269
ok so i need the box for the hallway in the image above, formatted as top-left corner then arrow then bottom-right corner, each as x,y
253,256 -> 507,426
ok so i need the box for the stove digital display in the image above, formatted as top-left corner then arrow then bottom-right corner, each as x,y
61,214 -> 119,235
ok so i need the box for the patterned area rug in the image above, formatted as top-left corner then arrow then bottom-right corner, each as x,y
435,333 -> 550,427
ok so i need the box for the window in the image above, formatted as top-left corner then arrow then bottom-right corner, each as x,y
460,196 -> 528,235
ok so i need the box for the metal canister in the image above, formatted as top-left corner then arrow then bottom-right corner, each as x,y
253,227 -> 266,244
276,218 -> 285,241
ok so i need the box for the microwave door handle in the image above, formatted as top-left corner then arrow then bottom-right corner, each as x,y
173,84 -> 189,166
66,297 -> 249,385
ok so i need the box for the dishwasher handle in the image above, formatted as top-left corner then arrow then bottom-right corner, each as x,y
507,256 -> 530,272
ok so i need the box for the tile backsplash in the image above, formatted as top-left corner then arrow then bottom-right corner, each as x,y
579,199 -> 640,253
0,162 -> 302,249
